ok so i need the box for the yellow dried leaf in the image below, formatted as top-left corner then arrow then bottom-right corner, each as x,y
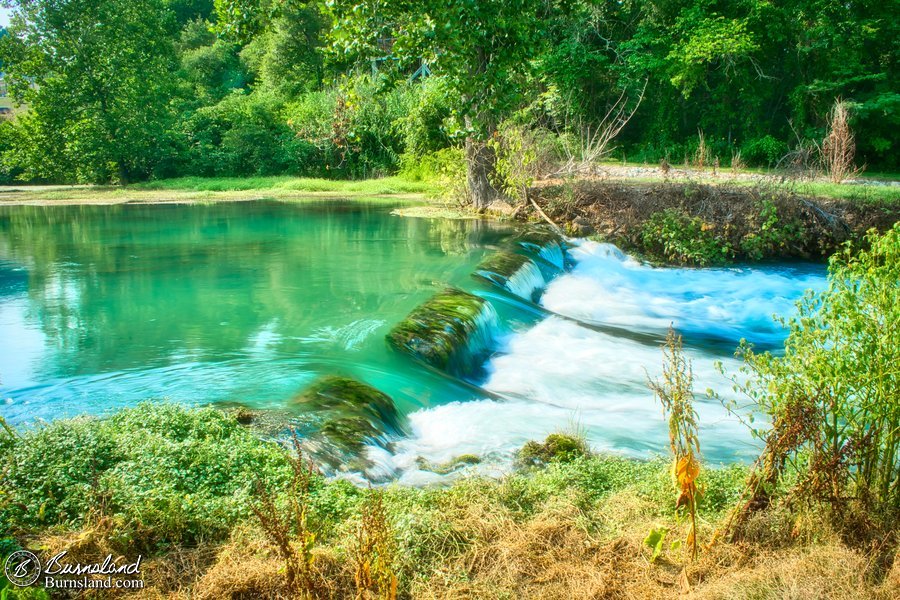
676,455 -> 700,487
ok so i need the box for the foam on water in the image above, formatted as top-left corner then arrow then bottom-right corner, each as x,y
372,317 -> 758,483
541,240 -> 827,345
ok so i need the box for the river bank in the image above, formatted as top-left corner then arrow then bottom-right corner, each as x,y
522,176 -> 899,264
4,172 -> 897,266
1,403 -> 896,599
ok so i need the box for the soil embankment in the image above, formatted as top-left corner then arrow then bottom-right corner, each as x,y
527,178 -> 899,262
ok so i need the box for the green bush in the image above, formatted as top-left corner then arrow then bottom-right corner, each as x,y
180,91 -> 305,177
727,224 -> 900,518
285,75 -> 416,179
397,76 -> 457,157
741,135 -> 788,167
641,209 -> 732,266
739,199 -> 806,260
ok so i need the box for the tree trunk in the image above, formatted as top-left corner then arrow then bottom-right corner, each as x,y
465,136 -> 496,212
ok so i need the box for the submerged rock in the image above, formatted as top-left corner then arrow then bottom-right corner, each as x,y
570,216 -> 595,236
386,288 -> 496,375
416,453 -> 482,475
291,376 -> 401,476
476,250 -> 531,280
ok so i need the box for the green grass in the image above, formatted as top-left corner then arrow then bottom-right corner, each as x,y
789,180 -> 900,205
134,175 -> 439,196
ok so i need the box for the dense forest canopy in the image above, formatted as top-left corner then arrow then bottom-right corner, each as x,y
0,0 -> 895,187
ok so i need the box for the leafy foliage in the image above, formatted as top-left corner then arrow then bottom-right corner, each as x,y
0,403 -> 293,550
0,0 -> 179,182
641,209 -> 732,266
0,0 -> 896,182
723,225 -> 900,527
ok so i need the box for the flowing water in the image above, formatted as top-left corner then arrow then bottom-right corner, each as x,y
0,200 -> 827,482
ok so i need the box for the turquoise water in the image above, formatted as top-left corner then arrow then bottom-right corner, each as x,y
0,200 -> 827,480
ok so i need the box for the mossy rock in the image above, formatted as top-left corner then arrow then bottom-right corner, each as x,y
291,376 -> 401,473
476,251 -> 530,280
386,288 -> 494,373
294,375 -> 399,430
512,228 -> 564,250
517,433 -> 590,467
416,453 -> 482,475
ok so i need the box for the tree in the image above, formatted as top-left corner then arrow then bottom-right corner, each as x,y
0,0 -> 179,183
328,0 -> 555,210
239,0 -> 326,96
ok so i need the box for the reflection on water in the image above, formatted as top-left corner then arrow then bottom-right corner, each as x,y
0,200 -> 514,425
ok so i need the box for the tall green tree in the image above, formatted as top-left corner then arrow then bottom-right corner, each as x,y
0,0 -> 179,183
329,0 -> 557,209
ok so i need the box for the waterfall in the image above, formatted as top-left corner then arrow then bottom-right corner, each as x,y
537,240 -> 566,270
502,259 -> 546,301
387,288 -> 501,378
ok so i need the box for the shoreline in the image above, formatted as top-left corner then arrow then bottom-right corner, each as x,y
0,189 -> 430,206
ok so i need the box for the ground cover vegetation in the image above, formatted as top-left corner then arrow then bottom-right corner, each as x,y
0,225 -> 898,598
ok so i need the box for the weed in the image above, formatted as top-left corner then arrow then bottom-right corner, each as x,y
649,327 -> 701,561
251,432 -> 324,597
822,99 -> 860,183
693,130 -> 710,170
353,490 -> 398,599
517,432 -> 591,467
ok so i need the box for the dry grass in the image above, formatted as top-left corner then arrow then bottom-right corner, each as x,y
56,490 -> 893,600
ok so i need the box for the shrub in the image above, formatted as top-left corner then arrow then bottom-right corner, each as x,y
641,209 -> 732,266
741,135 -> 788,167
180,91 -> 304,177
397,76 -> 456,157
739,199 -> 806,260
724,225 -> 900,529
286,76 -> 415,178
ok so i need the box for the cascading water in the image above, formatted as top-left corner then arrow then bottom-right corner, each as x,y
536,241 -> 565,270
541,241 -> 827,347
496,260 -> 546,302
359,237 -> 829,485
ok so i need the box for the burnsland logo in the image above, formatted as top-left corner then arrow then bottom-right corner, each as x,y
4,550 -> 42,587
4,550 -> 144,590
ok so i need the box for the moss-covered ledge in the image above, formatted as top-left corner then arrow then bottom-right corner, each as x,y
386,288 -> 495,375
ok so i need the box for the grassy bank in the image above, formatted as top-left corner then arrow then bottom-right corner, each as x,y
133,176 -> 440,196
1,403 -> 896,599
0,176 -> 440,205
